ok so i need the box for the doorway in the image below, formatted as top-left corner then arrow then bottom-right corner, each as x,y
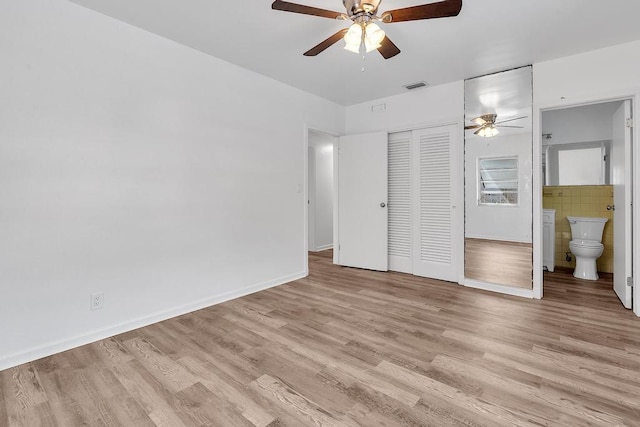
540,100 -> 633,310
307,130 -> 336,255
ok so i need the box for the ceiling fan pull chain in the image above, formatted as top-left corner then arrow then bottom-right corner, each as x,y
361,29 -> 367,72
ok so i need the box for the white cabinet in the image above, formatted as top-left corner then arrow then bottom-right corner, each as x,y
543,209 -> 556,272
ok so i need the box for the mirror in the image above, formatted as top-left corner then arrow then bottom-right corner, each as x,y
549,143 -> 608,186
542,102 -> 620,186
464,66 -> 534,290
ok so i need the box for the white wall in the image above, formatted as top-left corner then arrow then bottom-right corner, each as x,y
0,0 -> 344,370
345,82 -> 464,134
308,132 -> 334,251
465,133 -> 533,243
542,102 -> 619,145
534,40 -> 640,108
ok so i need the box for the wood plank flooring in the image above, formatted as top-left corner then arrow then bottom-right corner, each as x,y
465,238 -> 533,289
1,250 -> 639,426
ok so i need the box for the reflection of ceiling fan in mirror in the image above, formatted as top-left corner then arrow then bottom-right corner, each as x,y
465,114 -> 527,138
271,0 -> 463,59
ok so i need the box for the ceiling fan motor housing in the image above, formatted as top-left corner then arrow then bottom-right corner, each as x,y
479,113 -> 497,124
343,0 -> 381,17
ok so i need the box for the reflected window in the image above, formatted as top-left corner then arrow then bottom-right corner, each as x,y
558,147 -> 603,185
478,157 -> 519,205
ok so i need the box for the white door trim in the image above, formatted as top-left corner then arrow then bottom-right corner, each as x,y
308,146 -> 316,252
305,125 -> 341,275
533,93 -> 638,316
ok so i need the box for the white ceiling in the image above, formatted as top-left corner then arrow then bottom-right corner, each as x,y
70,0 -> 640,106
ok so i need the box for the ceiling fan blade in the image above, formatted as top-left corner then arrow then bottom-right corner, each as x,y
381,0 -> 462,23
471,117 -> 487,126
496,125 -> 524,128
272,0 -> 344,19
465,125 -> 481,130
495,116 -> 528,125
378,36 -> 401,59
304,29 -> 349,56
473,128 -> 483,136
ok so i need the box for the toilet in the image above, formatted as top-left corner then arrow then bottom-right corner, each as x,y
567,216 -> 608,280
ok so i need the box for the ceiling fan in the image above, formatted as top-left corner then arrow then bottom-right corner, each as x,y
465,114 -> 527,138
271,0 -> 462,59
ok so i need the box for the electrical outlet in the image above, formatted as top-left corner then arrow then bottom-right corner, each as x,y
90,292 -> 104,311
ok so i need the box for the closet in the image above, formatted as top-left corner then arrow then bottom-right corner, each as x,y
388,124 -> 462,283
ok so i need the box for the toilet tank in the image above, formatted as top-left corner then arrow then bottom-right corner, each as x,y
567,217 -> 608,242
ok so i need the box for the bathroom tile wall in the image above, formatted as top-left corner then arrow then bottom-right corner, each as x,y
543,185 -> 613,273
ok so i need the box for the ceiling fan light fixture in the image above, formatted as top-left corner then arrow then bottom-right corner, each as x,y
364,36 -> 381,52
344,42 -> 361,53
344,22 -> 385,54
344,23 -> 363,52
365,22 -> 385,45
476,125 -> 500,138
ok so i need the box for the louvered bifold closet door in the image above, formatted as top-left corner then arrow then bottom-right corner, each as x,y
388,132 -> 412,273
412,125 -> 460,282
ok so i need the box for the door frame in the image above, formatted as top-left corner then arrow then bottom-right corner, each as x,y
304,125 -> 340,276
308,145 -> 316,252
533,94 -> 638,316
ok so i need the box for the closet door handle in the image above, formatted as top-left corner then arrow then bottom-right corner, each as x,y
380,202 -> 386,208
607,205 -> 615,211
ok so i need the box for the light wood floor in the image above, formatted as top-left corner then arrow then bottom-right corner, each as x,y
1,251 -> 639,426
465,238 -> 533,289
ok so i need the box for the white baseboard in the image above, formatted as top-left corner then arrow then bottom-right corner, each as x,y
0,271 -> 306,372
463,278 -> 535,299
465,235 -> 533,244
315,244 -> 333,251
311,244 -> 333,252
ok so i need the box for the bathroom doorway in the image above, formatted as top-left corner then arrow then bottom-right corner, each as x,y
540,99 -> 633,310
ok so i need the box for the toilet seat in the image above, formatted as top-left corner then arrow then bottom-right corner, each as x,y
569,239 -> 603,249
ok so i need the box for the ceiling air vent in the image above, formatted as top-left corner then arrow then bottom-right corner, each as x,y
403,81 -> 429,91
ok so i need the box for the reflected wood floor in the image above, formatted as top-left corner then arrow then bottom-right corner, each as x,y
2,251 -> 639,426
465,238 -> 533,289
